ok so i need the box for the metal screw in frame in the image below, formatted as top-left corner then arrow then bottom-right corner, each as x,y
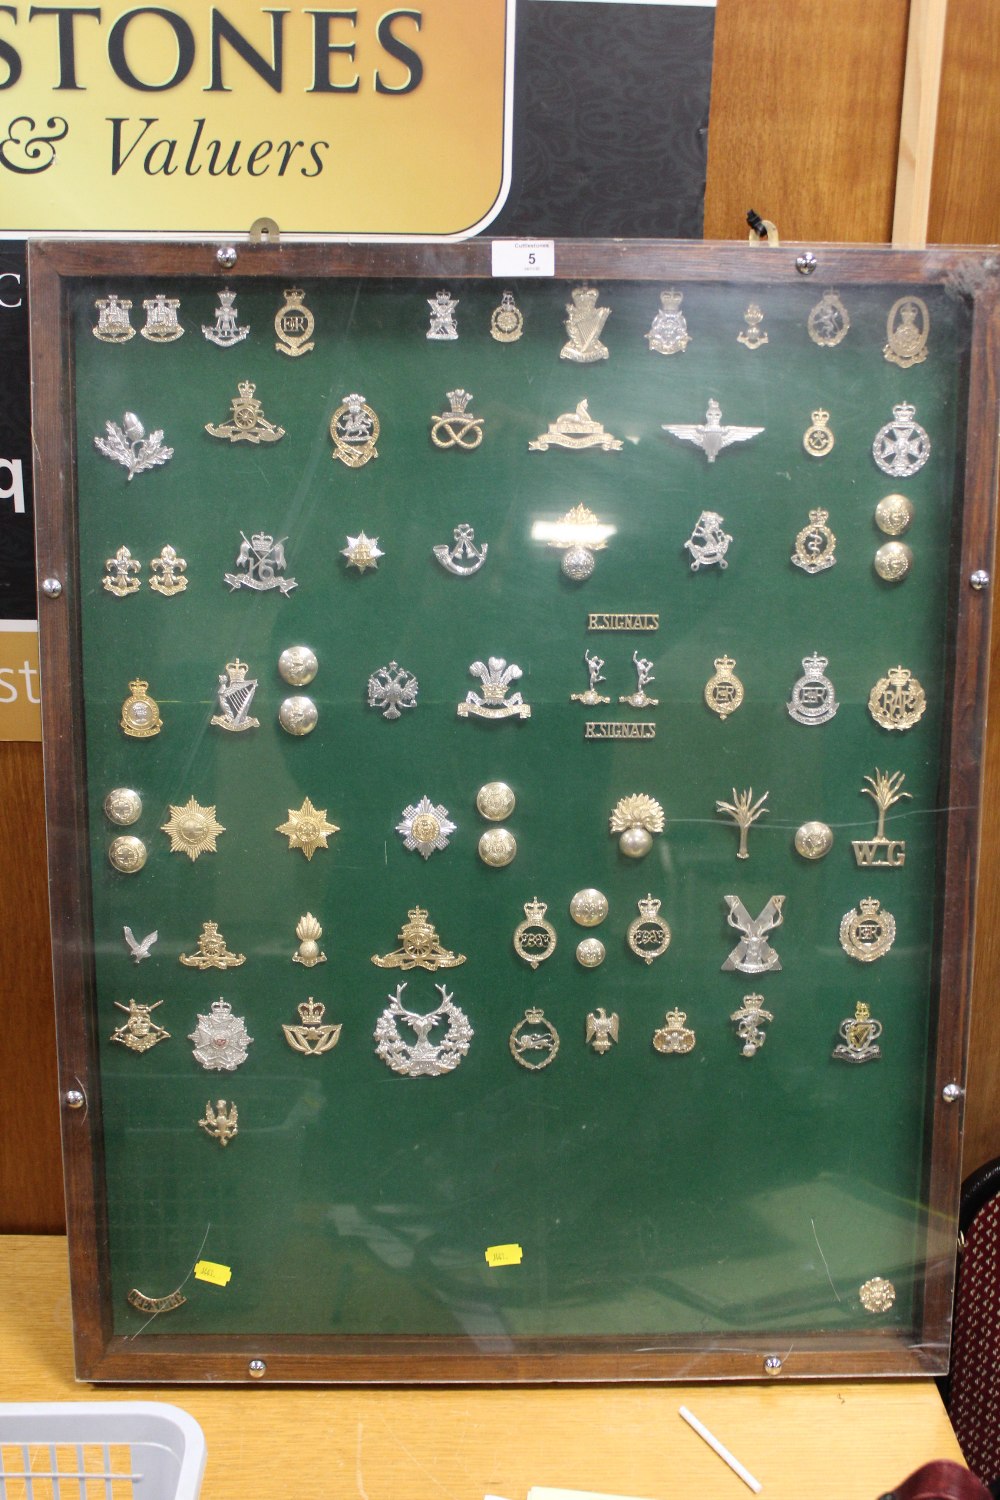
248,1358 -> 266,1378
216,246 -> 237,269
971,570 -> 990,591
42,577 -> 62,597
65,1089 -> 85,1109
795,252 -> 818,275
763,1354 -> 784,1374
942,1083 -> 965,1103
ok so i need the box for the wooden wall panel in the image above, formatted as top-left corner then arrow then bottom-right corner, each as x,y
704,0 -> 910,242
4,0 -> 1000,1238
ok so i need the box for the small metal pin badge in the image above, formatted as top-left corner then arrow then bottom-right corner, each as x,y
341,532 -> 384,572
619,651 -> 658,709
490,289 -> 523,342
278,696 -> 317,736
788,653 -> 839,724
873,402 -> 931,477
427,290 -> 459,340
627,895 -> 671,964
833,1001 -> 883,1064
103,546 -> 141,597
292,913 -> 327,967
211,659 -> 260,732
705,656 -> 744,720
189,998 -> 253,1071
853,769 -> 910,868
278,646 -> 318,686
716,789 -> 769,860
479,828 -> 516,867
149,546 -> 187,596
875,493 -> 914,537
868,664 -> 927,731
276,798 -> 339,861
570,889 -> 608,926
162,797 -> 225,861
396,797 -> 456,860
546,503 -> 612,581
199,1099 -> 238,1147
653,1008 -> 696,1054
609,794 -> 664,859
330,393 -> 379,466
93,294 -> 135,343
561,286 -> 610,362
513,899 -> 557,968
586,1008 -> 619,1054
368,661 -> 417,719
283,997 -> 342,1057
571,649 -> 611,705
374,982 -> 474,1076
123,925 -> 157,963
274,287 -> 315,356
120,679 -> 162,738
685,511 -> 732,571
794,821 -> 834,860
737,302 -> 769,350
874,541 -> 913,582
791,510 -> 837,574
477,782 -> 516,820
179,921 -> 246,970
576,937 -> 605,968
529,399 -> 623,452
224,531 -> 296,594
509,1008 -> 560,1070
430,389 -> 484,450
433,523 -> 488,576
202,288 -> 249,347
722,895 -> 784,974
802,409 -> 835,458
206,381 -> 285,443
645,287 -> 690,355
807,289 -> 850,347
111,998 -> 170,1054
457,657 -> 530,720
95,412 -> 173,480
731,993 -> 774,1056
140,294 -> 183,342
884,296 -> 929,368
840,897 -> 896,962
663,399 -> 764,464
108,836 -> 147,874
371,906 -> 466,973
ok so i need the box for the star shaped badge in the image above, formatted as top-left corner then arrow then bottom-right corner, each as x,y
396,797 -> 456,859
341,532 -> 384,572
161,797 -> 226,861
276,796 -> 340,861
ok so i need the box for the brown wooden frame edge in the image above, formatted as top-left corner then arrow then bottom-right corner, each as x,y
28,237 -> 999,1385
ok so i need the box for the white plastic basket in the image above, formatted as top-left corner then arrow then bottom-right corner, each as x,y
0,1402 -> 206,1499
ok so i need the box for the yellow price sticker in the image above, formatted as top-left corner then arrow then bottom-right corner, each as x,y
485,1243 -> 523,1268
193,1260 -> 232,1287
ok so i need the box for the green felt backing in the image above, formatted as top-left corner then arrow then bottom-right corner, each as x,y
68,274 -> 967,1346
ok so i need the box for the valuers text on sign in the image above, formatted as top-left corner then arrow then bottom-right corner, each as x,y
0,3 -> 513,236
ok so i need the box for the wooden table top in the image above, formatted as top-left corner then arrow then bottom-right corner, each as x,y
0,1235 -> 966,1500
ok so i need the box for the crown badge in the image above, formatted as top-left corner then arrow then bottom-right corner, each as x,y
513,898 -> 558,969
283,997 -> 342,1057
868,663 -> 927,731
202,286 -> 249,348
627,893 -> 671,964
653,1007 -> 696,1054
120,678 -> 162,738
646,287 -> 691,356
509,1007 -> 561,1069
803,408 -> 835,458
705,654 -> 745,720
873,400 -> 930,477
205,381 -> 285,444
788,651 -> 838,724
791,507 -> 837,573
840,897 -> 896,962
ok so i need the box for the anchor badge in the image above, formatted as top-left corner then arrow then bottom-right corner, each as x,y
430,389 -> 484,450
205,381 -> 285,444
433,524 -> 488,576
202,288 -> 249,348
722,894 -> 785,973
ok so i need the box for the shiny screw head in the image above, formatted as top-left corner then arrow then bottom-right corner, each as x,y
763,1354 -> 783,1374
248,1358 -> 266,1378
971,570 -> 990,591
216,246 -> 237,269
795,252 -> 818,275
65,1089 -> 85,1109
942,1083 -> 965,1103
42,577 -> 62,598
